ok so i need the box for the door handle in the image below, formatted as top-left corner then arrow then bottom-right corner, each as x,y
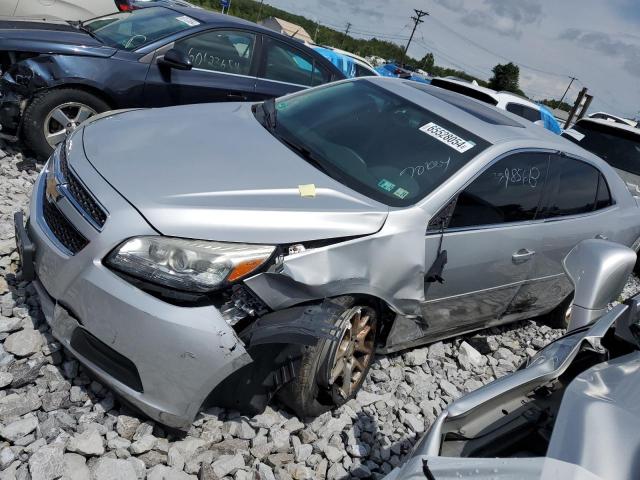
595,234 -> 608,240
512,248 -> 536,264
227,93 -> 247,101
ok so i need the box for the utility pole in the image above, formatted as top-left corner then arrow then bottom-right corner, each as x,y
340,22 -> 351,48
256,0 -> 264,22
313,20 -> 320,43
400,9 -> 429,67
559,76 -> 577,105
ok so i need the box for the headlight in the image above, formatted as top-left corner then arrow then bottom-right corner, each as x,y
105,237 -> 275,292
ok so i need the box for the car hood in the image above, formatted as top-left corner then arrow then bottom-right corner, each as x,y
81,103 -> 389,244
0,20 -> 116,57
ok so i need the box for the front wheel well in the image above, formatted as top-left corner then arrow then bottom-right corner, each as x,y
32,84 -> 115,110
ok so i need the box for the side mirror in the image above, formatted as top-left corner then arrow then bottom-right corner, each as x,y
563,239 -> 637,331
158,48 -> 192,71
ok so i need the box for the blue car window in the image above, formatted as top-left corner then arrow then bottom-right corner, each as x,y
263,38 -> 321,87
175,30 -> 255,75
84,7 -> 197,51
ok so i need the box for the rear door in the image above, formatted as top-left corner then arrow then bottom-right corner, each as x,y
422,151 -> 550,335
512,154 -> 616,316
143,28 -> 258,107
253,35 -> 333,100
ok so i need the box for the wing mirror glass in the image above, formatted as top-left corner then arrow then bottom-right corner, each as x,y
158,48 -> 192,71
563,239 -> 637,331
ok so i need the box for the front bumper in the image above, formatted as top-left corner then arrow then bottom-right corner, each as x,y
25,143 -> 252,428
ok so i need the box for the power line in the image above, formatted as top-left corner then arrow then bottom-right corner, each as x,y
401,9 -> 429,66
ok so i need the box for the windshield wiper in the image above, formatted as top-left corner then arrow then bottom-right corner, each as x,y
277,134 -> 333,177
75,23 -> 102,43
261,98 -> 277,130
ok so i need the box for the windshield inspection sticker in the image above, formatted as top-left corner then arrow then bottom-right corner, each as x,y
378,179 -> 396,192
393,187 -> 409,199
175,15 -> 200,27
419,122 -> 476,153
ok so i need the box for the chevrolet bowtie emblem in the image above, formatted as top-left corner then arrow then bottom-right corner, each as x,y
45,172 -> 62,203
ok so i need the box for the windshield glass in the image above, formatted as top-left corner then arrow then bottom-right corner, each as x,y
258,80 -> 491,206
563,122 -> 640,175
83,7 -> 198,51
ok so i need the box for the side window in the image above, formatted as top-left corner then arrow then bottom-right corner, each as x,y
448,152 -> 549,229
506,103 -> 541,123
355,63 -> 375,77
541,156 -> 601,218
595,174 -> 613,210
174,30 -> 255,75
263,37 -> 322,86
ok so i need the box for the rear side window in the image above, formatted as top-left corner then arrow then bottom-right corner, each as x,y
174,30 -> 255,75
449,152 -> 549,228
505,103 -> 541,123
262,37 -> 328,86
541,156 -> 602,218
595,174 -> 612,210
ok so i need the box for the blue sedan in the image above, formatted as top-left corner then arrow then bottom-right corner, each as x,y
0,5 -> 345,158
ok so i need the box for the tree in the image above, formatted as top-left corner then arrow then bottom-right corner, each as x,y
420,52 -> 435,72
540,99 -> 572,112
488,62 -> 521,93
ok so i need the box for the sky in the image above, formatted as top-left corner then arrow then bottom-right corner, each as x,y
261,0 -> 640,118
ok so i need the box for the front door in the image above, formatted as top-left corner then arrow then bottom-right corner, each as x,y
143,29 -> 258,107
422,151 -> 550,336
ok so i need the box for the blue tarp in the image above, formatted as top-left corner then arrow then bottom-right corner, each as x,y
538,104 -> 562,134
312,46 -> 358,78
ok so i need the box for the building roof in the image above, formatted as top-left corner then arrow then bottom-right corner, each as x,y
259,16 -> 313,43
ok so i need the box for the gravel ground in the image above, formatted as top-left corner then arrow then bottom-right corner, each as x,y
0,145 -> 639,480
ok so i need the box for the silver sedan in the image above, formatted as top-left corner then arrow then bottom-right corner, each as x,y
15,77 -> 640,428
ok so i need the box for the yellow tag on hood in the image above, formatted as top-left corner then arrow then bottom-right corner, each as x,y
298,184 -> 316,197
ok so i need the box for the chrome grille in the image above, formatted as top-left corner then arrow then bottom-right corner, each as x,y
42,189 -> 89,254
59,146 -> 107,228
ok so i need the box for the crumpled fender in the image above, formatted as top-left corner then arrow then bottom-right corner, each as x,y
244,207 -> 431,317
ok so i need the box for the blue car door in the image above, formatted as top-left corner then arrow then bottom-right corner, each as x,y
143,28 -> 258,107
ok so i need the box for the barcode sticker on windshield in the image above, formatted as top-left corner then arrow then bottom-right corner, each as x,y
419,122 -> 475,153
176,15 -> 200,27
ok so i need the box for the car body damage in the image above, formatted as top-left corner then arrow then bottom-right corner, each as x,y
244,207 -> 428,316
390,239 -> 640,480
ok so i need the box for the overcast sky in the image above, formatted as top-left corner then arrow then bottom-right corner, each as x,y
262,0 -> 640,118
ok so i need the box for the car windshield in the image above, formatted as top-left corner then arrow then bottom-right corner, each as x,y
82,7 -> 198,51
256,80 -> 491,207
563,122 -> 640,176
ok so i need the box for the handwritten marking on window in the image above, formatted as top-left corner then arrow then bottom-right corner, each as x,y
187,48 -> 242,74
400,157 -> 451,177
493,167 -> 541,189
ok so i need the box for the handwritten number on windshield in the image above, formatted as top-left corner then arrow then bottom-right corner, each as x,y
400,157 -> 451,177
494,167 -> 540,189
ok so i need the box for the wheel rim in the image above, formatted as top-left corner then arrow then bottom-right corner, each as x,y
327,306 -> 376,400
43,102 -> 97,148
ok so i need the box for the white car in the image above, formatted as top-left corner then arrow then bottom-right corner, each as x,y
588,111 -> 638,128
430,77 -> 562,134
0,0 -> 194,21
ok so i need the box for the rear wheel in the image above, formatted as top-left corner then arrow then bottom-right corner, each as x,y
22,88 -> 109,160
278,299 -> 377,418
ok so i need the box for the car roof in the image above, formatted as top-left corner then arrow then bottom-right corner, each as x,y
576,118 -> 640,137
587,113 -> 638,128
366,77 -> 571,145
432,77 -> 542,110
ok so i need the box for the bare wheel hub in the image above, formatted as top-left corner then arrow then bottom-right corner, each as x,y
327,306 -> 376,400
43,102 -> 97,148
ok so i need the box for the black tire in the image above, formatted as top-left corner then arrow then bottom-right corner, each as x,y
278,297 -> 378,418
22,88 -> 109,160
545,293 -> 574,329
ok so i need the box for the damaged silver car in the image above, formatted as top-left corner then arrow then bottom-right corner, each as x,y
387,239 -> 639,480
13,77 -> 640,428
